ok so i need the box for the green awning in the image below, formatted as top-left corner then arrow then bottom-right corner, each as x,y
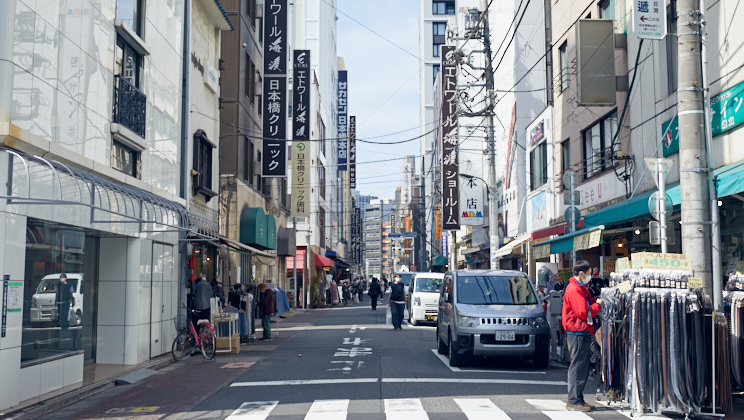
715,160 -> 744,198
432,256 -> 449,266
537,225 -> 605,255
240,207 -> 268,248
265,214 -> 277,250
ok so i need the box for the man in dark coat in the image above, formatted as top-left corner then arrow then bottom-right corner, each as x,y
368,278 -> 382,310
257,283 -> 274,340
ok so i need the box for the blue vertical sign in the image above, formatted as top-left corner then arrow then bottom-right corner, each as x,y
338,71 -> 349,170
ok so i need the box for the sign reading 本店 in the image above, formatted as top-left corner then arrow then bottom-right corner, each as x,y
262,0 -> 287,177
441,45 -> 459,231
338,71 -> 348,171
460,176 -> 484,225
349,116 -> 357,188
633,0 -> 666,39
291,50 -> 310,217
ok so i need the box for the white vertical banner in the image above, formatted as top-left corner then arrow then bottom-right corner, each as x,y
459,177 -> 484,225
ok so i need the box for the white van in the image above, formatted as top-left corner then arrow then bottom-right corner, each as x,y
30,273 -> 84,326
408,272 -> 444,326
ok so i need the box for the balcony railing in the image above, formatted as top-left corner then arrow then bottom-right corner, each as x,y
113,75 -> 147,139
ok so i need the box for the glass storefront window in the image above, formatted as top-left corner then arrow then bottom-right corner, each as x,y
22,219 -> 98,366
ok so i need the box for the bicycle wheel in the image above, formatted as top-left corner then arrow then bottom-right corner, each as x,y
172,329 -> 196,361
200,326 -> 217,360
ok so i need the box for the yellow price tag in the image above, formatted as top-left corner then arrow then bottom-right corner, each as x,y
688,277 -> 703,288
617,280 -> 632,293
615,257 -> 631,272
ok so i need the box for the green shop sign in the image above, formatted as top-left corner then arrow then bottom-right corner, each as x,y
661,79 -> 744,156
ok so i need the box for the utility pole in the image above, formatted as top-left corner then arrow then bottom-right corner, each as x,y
677,0 -> 712,293
481,4 -> 500,270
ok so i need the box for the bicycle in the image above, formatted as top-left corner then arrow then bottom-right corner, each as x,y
171,310 -> 217,360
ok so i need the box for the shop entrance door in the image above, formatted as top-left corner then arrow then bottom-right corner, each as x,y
150,242 -> 173,358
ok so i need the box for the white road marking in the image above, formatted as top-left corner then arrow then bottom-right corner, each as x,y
524,399 -> 567,411
525,399 -> 593,420
383,378 -> 566,386
225,401 -> 278,420
430,349 -> 548,374
454,398 -> 511,420
384,398 -> 428,420
305,399 -> 349,420
342,337 -> 364,345
231,378 -> 378,387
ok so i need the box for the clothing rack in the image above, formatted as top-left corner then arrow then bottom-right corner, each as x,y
599,268 -> 728,418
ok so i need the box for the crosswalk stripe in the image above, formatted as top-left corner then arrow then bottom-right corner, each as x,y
524,399 -> 567,411
305,399 -> 349,420
225,401 -> 278,420
454,398 -> 511,420
525,399 -> 593,420
384,398 -> 428,420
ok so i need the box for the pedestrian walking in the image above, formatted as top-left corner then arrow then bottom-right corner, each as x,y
562,260 -> 604,412
256,283 -> 275,340
368,277 -> 382,310
388,274 -> 406,330
356,279 -> 365,302
192,274 -> 213,329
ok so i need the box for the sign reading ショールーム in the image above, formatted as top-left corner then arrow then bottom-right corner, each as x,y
262,0 -> 288,177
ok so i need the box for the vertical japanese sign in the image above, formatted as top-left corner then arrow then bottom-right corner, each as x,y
349,116 -> 357,188
262,0 -> 288,177
292,50 -> 310,216
355,207 -> 362,263
338,71 -> 349,171
441,45 -> 459,230
401,163 -> 413,205
460,176 -> 484,225
351,209 -> 357,264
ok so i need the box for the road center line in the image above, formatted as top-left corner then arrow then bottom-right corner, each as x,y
230,377 -> 566,387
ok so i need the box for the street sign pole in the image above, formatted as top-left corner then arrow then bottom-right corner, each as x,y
657,159 -> 668,253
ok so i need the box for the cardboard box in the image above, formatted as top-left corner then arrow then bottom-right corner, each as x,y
216,334 -> 240,353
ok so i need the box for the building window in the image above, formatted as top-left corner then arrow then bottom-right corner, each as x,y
666,1 -> 678,96
111,140 -> 140,177
561,139 -> 571,174
318,162 -> 326,199
256,73 -> 263,115
582,110 -> 618,178
319,208 -> 326,249
243,137 -> 253,183
192,130 -> 216,199
115,38 -> 142,89
599,0 -> 615,19
433,1 -> 455,14
245,52 -> 255,103
246,0 -> 256,23
559,41 -> 569,92
433,22 -> 446,57
530,142 -> 548,190
319,116 -> 326,156
117,0 -> 143,35
433,64 -> 440,85
256,151 -> 262,192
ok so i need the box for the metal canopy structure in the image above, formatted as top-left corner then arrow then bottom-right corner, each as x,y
0,148 -> 218,239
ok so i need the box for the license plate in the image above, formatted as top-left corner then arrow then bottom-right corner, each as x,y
425,315 -> 436,320
495,331 -> 515,341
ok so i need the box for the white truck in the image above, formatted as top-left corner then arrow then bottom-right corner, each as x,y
30,273 -> 84,326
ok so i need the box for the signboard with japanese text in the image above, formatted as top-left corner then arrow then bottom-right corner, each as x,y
661,115 -> 679,157
263,0 -> 287,75
441,45 -> 459,230
338,71 -> 348,170
262,0 -> 288,177
291,50 -> 310,216
349,116 -> 357,188
460,176 -> 484,225
711,79 -> 744,136
633,0 -> 666,39
355,207 -> 362,263
402,163 -> 413,206
262,76 -> 287,176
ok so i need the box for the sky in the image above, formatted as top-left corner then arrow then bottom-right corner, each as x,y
336,0 -> 422,201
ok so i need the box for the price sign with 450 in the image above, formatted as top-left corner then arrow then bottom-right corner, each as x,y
631,252 -> 691,271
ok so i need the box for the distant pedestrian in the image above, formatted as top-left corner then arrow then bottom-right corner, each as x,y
562,260 -> 604,412
356,280 -> 365,302
368,278 -> 382,310
388,274 -> 406,330
257,283 -> 275,340
193,274 -> 213,329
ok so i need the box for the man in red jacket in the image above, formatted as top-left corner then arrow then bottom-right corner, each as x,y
562,260 -> 603,411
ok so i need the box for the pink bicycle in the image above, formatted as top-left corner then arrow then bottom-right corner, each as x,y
171,310 -> 217,360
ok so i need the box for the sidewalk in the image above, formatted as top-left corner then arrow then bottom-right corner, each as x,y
4,307 -> 331,420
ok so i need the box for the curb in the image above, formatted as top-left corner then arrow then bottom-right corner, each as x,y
5,356 -> 175,420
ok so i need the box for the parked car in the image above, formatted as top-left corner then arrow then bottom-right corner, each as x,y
436,270 -> 549,368
408,272 -> 443,326
30,273 -> 84,327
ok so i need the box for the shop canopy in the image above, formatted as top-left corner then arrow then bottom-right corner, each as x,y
533,225 -> 605,256
315,254 -> 334,268
432,256 -> 449,266
493,234 -> 530,258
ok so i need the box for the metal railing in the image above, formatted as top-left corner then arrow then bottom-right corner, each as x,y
113,75 -> 147,138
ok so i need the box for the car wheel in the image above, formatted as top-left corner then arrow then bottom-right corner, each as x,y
448,332 -> 464,367
436,326 -> 447,355
75,310 -> 82,326
410,311 -> 418,326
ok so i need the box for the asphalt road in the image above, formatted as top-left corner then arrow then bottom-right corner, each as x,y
37,302 -> 715,419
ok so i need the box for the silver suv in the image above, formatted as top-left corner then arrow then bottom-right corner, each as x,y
436,270 -> 550,367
